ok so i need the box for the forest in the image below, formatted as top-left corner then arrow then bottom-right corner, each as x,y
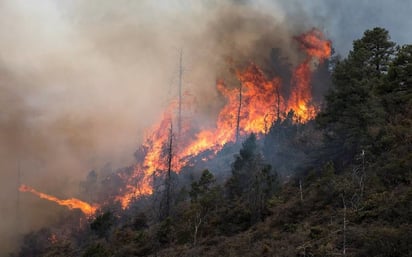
11,27 -> 411,257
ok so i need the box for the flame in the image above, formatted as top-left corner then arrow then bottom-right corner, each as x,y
19,184 -> 98,216
117,63 -> 283,208
115,164 -> 153,208
296,28 -> 331,59
16,29 -> 331,213
113,29 -> 331,209
116,95 -> 195,208
288,61 -> 314,120
287,28 -> 331,121
179,65 -> 282,158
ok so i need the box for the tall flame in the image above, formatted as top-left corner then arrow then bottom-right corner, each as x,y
105,29 -> 331,209
179,64 -> 282,158
116,95 -> 195,208
16,29 -> 331,213
287,29 -> 331,121
19,184 -> 98,216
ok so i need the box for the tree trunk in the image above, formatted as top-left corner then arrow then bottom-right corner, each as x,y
236,83 -> 242,143
163,123 -> 173,219
193,213 -> 202,247
178,50 -> 183,136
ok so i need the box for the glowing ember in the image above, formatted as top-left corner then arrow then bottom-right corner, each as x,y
19,184 -> 98,216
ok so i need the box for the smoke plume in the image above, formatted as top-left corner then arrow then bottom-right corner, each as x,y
1,0 -> 410,254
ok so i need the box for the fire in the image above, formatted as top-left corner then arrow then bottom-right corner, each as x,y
288,29 -> 331,121
115,164 -> 153,208
115,29 -> 331,208
288,61 -> 314,120
296,29 -> 331,59
116,94 -> 195,208
17,29 -> 331,213
19,184 -> 98,216
179,65 -> 282,158
100,29 -> 331,209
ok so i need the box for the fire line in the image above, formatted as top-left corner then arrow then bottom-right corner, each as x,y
19,184 -> 98,216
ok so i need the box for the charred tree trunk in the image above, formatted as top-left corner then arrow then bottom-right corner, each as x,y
164,123 -> 173,219
236,83 -> 242,143
178,50 -> 183,137
276,87 -> 281,122
360,149 -> 365,201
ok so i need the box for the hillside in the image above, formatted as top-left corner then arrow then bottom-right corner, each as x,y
12,27 -> 411,257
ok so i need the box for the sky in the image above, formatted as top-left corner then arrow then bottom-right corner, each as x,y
1,0 -> 411,254
274,0 -> 412,54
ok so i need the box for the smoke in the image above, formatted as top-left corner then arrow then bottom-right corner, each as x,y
272,0 -> 412,54
1,0 -> 409,254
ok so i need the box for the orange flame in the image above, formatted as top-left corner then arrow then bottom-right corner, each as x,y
116,95 -> 194,208
19,184 -> 98,216
179,64 -> 282,158
287,28 -> 331,121
116,29 -> 331,209
115,164 -> 154,208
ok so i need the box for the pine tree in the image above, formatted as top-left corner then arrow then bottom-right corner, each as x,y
317,27 -> 396,165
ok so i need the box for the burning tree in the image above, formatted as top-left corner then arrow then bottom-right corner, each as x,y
17,28 -> 331,218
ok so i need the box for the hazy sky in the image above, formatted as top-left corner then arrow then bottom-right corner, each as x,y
1,0 -> 411,254
274,0 -> 412,54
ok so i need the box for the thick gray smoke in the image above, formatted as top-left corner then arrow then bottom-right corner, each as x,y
1,0 -> 410,254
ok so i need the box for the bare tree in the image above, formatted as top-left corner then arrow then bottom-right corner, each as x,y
164,123 -> 174,219
236,82 -> 242,143
192,205 -> 203,246
275,87 -> 281,122
188,170 -> 217,246
177,50 -> 183,136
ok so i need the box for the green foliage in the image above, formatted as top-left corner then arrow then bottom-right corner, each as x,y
317,27 -> 396,163
40,241 -> 75,257
131,212 -> 148,231
218,200 -> 252,235
156,217 -> 174,245
186,170 -> 222,244
225,134 -> 280,230
90,211 -> 115,239
12,27 -> 412,257
82,243 -> 110,257
226,133 -> 260,199
356,226 -> 412,257
110,228 -> 152,256
189,169 -> 216,202
351,27 -> 395,76
17,228 -> 52,257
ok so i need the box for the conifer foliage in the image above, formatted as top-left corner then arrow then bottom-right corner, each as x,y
12,28 -> 411,257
